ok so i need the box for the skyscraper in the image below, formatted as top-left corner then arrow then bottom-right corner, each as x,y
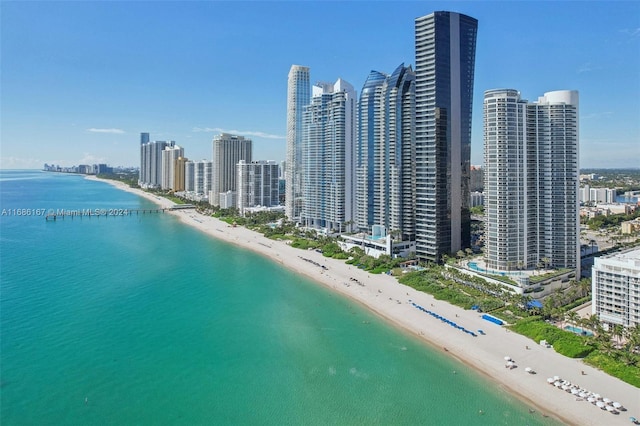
300,79 -> 356,233
237,160 -> 280,215
414,11 -> 478,263
483,89 -> 579,274
174,156 -> 188,192
161,144 -> 184,190
286,65 -> 310,222
211,133 -> 252,207
356,64 -> 416,241
139,135 -> 174,189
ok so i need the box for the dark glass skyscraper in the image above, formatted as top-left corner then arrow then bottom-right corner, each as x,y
414,11 -> 477,263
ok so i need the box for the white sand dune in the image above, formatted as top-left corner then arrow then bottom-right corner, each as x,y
90,176 -> 639,425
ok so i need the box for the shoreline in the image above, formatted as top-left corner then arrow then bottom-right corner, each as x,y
88,176 -> 639,426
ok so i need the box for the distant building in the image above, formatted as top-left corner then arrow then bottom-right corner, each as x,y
95,164 -> 112,174
470,166 -> 484,192
470,191 -> 484,208
483,89 -> 579,274
592,248 -> 640,328
140,134 -> 175,189
185,161 -> 195,192
174,157 -> 188,192
161,145 -> 184,190
622,218 -> 640,234
236,160 -> 280,215
211,134 -> 252,207
286,65 -> 310,222
193,160 -> 212,196
218,190 -> 236,209
300,78 -> 357,233
580,184 -> 617,204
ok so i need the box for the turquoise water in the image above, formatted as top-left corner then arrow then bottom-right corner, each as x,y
0,170 -> 561,425
564,325 -> 594,337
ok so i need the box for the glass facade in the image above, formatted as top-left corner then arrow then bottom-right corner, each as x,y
356,64 -> 415,241
415,11 -> 477,263
286,65 -> 310,221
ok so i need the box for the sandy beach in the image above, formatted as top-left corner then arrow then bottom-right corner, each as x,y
90,176 -> 639,425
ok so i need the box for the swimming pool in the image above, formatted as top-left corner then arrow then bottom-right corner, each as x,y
564,325 -> 593,336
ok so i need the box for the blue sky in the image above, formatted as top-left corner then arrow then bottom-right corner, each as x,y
2,1 -> 639,169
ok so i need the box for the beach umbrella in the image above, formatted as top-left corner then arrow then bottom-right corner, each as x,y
587,397 -> 596,403
593,393 -> 601,400
571,388 -> 580,395
605,405 -> 616,413
546,378 -> 555,384
603,397 -> 612,404
525,367 -> 533,373
554,381 -> 562,387
553,375 -> 560,381
504,356 -> 511,361
613,402 -> 622,409
579,392 -> 588,398
596,401 -> 605,409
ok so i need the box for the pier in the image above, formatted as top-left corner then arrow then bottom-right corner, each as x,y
45,205 -> 195,221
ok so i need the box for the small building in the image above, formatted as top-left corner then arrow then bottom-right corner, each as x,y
592,248 -> 640,328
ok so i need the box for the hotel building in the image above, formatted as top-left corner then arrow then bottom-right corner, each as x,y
356,64 -> 416,241
211,134 -> 252,207
592,248 -> 640,328
286,65 -> 311,222
414,11 -> 478,263
300,79 -> 356,233
483,89 -> 580,274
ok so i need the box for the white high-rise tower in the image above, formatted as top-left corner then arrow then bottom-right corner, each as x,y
484,89 -> 579,275
286,65 -> 310,222
300,78 -> 356,233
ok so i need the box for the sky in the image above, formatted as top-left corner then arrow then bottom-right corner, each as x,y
1,1 -> 639,169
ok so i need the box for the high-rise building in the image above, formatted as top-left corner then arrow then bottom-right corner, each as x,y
483,89 -> 579,274
237,160 -> 280,214
193,160 -> 209,195
161,144 -> 184,190
211,133 -> 252,207
139,132 -> 150,184
174,157 -> 188,192
286,65 -> 311,222
185,161 -> 195,192
592,248 -> 640,328
139,135 -> 175,189
300,79 -> 356,233
414,11 -> 478,263
356,64 -> 416,241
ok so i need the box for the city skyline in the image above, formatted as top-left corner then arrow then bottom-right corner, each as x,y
2,1 -> 639,169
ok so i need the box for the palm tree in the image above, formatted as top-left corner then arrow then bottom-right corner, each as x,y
599,340 -> 615,357
541,257 -> 551,270
566,311 -> 580,332
612,324 -> 624,347
578,278 -> 592,298
625,324 -> 640,354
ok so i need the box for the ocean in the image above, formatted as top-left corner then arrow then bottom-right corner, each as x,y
0,170 -> 560,425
